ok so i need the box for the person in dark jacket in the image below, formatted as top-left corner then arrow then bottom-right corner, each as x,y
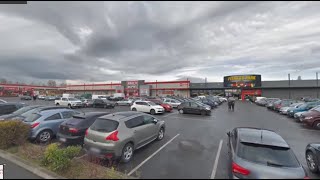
227,96 -> 235,111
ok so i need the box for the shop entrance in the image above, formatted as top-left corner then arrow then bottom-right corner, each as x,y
241,89 -> 262,101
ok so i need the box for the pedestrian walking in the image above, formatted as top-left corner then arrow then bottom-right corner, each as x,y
227,96 -> 235,111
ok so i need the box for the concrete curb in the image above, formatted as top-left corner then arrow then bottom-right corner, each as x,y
0,149 -> 66,179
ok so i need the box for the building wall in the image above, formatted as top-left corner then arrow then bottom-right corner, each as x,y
262,88 -> 320,99
150,89 -> 189,97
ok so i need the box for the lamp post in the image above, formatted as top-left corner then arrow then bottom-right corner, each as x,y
288,73 -> 291,99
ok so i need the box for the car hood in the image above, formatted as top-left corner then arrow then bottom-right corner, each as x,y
161,103 -> 171,108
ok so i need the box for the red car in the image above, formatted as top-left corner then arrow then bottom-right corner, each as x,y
147,99 -> 172,112
300,106 -> 320,129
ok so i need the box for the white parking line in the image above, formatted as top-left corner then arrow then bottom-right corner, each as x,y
210,139 -> 223,179
127,133 -> 180,176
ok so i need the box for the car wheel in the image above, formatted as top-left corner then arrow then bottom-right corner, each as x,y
68,104 -> 72,109
132,108 -> 137,111
121,143 -> 134,163
157,128 -> 165,141
306,151 -> 319,173
313,121 -> 320,129
37,130 -> 52,144
56,103 -> 59,106
179,109 -> 184,114
150,109 -> 156,115
201,110 -> 206,116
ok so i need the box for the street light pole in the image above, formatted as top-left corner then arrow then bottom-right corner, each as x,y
288,73 -> 291,99
317,72 -> 319,98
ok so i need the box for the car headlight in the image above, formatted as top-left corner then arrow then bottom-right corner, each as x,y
305,117 -> 313,120
206,107 -> 210,110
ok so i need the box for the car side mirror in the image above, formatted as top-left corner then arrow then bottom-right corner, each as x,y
153,119 -> 158,124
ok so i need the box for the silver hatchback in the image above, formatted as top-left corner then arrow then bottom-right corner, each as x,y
84,111 -> 165,163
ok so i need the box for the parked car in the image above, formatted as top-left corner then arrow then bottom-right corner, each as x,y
45,96 -> 56,101
20,95 -> 32,100
13,106 -> 68,121
163,98 -> 181,108
57,112 -> 109,145
131,101 -> 164,115
0,99 -> 7,104
227,127 -> 307,179
115,99 -> 133,106
199,98 -> 217,109
255,98 -> 268,106
55,97 -> 83,108
38,95 -> 46,100
305,143 -> 320,173
274,99 -> 298,112
0,105 -> 42,121
279,103 -> 303,115
177,101 -> 211,116
23,109 -> 82,143
288,101 -> 320,117
266,99 -> 281,110
84,111 -> 165,163
147,99 -> 173,112
81,99 -> 93,108
0,103 -> 25,116
92,99 -> 115,108
300,106 -> 320,129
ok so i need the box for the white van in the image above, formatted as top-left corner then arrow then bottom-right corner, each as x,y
62,93 -> 75,98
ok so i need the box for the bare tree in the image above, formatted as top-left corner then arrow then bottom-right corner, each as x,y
47,80 -> 57,87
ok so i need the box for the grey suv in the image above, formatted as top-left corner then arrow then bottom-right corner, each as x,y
84,111 -> 165,163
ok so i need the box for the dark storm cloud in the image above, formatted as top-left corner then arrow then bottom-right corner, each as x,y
0,1 -> 320,83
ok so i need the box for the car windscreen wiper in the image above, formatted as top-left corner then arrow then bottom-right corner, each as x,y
267,161 -> 284,167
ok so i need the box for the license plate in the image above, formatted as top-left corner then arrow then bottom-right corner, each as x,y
90,147 -> 100,153
59,137 -> 66,142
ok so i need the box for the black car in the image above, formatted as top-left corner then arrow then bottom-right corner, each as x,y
92,99 -> 115,108
20,95 -> 32,100
0,105 -> 42,120
200,98 -> 217,108
0,103 -> 25,116
57,112 -> 110,145
306,143 -> 320,173
177,101 -> 211,116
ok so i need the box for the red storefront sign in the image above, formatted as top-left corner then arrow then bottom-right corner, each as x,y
241,89 -> 262,101
3,87 -> 19,91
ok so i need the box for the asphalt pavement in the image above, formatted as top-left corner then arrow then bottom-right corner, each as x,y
2,98 -> 320,179
0,157 -> 41,179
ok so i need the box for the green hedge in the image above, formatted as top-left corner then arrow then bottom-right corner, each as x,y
42,143 -> 81,172
0,120 -> 30,149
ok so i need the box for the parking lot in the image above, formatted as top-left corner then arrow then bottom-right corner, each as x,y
3,97 -> 320,179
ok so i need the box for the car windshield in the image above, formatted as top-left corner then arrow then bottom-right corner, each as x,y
237,142 -> 300,168
24,113 -> 41,122
90,118 -> 119,133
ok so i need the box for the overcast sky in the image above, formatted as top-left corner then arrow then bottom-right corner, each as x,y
0,1 -> 320,84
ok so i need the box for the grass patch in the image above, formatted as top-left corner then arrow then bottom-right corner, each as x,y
4,143 -> 131,179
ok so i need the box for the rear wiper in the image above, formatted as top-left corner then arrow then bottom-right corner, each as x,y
267,161 -> 284,167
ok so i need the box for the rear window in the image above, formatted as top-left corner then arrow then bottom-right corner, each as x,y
237,142 -> 300,167
90,118 -> 119,133
24,113 -> 41,122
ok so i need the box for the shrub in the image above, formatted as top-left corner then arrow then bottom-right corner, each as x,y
42,143 -> 81,172
0,120 -> 30,149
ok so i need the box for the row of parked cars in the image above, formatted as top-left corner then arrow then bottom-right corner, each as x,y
255,97 -> 320,176
0,99 -> 166,163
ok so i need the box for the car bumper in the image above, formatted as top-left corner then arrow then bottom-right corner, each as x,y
83,144 -> 118,160
280,110 -> 288,114
164,107 -> 172,112
155,109 -> 165,114
301,119 -> 314,127
71,104 -> 83,107
57,133 -> 84,145
84,138 -> 122,158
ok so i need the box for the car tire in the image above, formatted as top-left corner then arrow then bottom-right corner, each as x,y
179,109 -> 184,114
132,108 -> 137,111
313,121 -> 320,129
201,110 -> 206,116
121,143 -> 134,163
150,109 -> 156,115
37,130 -> 53,144
306,151 -> 319,173
56,103 -> 59,106
157,128 -> 165,141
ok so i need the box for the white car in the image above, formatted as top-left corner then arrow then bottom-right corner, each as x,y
116,99 -> 133,106
163,98 -> 181,108
131,101 -> 164,115
55,97 -> 83,108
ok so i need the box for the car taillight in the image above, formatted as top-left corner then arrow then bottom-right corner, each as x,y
85,129 -> 88,136
31,122 -> 40,128
232,162 -> 250,176
106,130 -> 119,141
69,128 -> 78,133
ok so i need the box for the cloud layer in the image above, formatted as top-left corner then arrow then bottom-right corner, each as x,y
0,1 -> 320,84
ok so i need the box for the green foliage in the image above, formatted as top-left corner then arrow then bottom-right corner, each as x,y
0,120 -> 30,149
42,143 -> 81,172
